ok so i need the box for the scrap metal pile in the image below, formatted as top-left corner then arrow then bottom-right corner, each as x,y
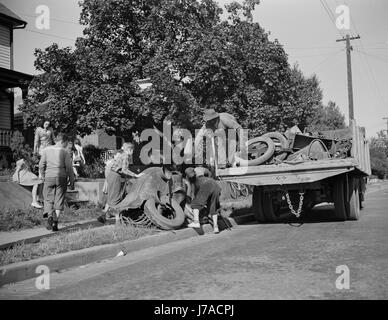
234,126 -> 353,167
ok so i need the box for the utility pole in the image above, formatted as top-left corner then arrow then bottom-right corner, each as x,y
383,117 -> 388,136
336,34 -> 360,125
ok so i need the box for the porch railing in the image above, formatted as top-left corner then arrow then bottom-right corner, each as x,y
101,149 -> 117,163
0,129 -> 12,147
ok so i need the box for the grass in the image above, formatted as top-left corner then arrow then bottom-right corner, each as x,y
0,223 -> 158,266
0,195 -> 252,266
0,203 -> 103,232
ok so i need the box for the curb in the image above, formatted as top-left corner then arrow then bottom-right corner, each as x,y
0,214 -> 254,286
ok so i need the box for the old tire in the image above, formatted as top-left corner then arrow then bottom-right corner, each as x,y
332,176 -> 347,221
143,196 -> 186,230
347,177 -> 360,221
235,136 -> 275,166
252,186 -> 266,222
262,132 -> 289,161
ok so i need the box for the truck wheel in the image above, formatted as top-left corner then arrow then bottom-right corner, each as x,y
262,132 -> 289,161
252,186 -> 266,222
332,176 -> 347,221
262,191 -> 285,222
143,195 -> 186,230
359,178 -> 366,210
347,177 -> 361,221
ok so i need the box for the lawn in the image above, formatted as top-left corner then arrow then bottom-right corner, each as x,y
0,203 -> 103,232
0,224 -> 158,266
0,194 -> 253,266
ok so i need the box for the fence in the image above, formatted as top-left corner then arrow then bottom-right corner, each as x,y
101,149 -> 117,162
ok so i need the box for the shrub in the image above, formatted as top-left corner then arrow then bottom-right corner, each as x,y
80,144 -> 107,179
9,131 -> 38,174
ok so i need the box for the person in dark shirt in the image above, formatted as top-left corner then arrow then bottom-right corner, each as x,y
184,167 -> 221,234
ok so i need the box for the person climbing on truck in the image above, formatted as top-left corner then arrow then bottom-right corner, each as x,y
194,109 -> 242,169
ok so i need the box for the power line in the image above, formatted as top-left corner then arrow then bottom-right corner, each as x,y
288,50 -> 344,59
16,11 -> 81,26
354,49 -> 388,64
25,28 -> 78,42
345,4 -> 387,109
310,49 -> 344,71
319,0 -> 345,39
351,55 -> 377,109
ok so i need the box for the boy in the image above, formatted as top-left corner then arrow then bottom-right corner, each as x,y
39,133 -> 75,231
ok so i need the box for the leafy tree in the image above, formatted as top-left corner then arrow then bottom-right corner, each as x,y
306,100 -> 346,132
21,0 -> 222,136
21,0 -> 329,141
369,131 -> 388,179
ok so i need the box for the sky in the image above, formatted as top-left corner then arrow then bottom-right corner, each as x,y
2,0 -> 388,138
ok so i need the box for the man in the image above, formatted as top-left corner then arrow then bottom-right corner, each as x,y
184,167 -> 221,234
194,109 -> 242,168
39,133 -> 75,231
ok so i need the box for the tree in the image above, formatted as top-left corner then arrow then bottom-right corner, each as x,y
306,100 -> 346,132
283,65 -> 323,132
21,0 -> 327,141
369,131 -> 388,179
21,0 -> 222,136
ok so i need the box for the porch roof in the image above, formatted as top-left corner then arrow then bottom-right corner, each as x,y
0,67 -> 33,89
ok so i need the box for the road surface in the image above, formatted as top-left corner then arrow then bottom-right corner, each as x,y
1,184 -> 387,300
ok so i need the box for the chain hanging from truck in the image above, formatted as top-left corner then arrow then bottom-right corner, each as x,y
284,190 -> 305,218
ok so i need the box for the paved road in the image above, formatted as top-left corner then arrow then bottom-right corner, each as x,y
1,185 -> 387,300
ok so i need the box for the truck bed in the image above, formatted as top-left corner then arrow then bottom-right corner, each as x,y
216,120 -> 371,186
217,158 -> 357,185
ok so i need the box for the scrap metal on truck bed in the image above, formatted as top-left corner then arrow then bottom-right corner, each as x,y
216,120 -> 371,222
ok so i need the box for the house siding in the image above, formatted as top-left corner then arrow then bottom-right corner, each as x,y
0,24 -> 11,69
0,92 -> 11,129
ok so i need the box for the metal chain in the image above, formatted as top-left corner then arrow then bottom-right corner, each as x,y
284,190 -> 305,218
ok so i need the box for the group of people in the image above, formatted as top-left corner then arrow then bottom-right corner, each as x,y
98,108 -> 239,234
12,120 -> 85,231
12,109 -> 241,233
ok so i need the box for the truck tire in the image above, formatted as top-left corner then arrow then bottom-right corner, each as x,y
262,132 -> 289,161
264,190 -> 300,222
262,192 -> 278,222
252,186 -> 266,222
347,176 -> 361,221
332,176 -> 347,221
235,136 -> 275,166
143,196 -> 186,230
359,178 -> 366,210
263,191 -> 291,222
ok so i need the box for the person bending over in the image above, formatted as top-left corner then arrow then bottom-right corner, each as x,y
185,167 -> 221,234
